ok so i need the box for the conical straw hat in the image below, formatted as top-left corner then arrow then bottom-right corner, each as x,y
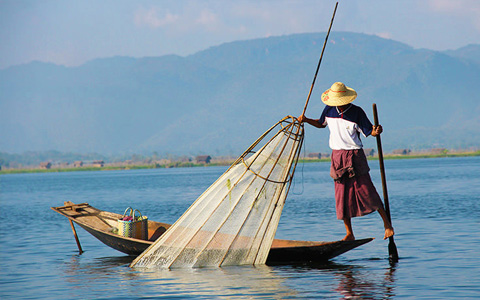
321,82 -> 357,106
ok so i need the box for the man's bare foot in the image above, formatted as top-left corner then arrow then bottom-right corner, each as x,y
384,227 -> 395,240
342,234 -> 355,241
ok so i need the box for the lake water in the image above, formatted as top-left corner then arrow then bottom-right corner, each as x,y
1,156 -> 479,299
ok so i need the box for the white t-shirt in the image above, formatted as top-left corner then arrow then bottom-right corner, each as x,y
319,104 -> 373,150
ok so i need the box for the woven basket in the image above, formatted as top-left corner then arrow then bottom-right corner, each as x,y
117,207 -> 148,240
132,209 -> 148,240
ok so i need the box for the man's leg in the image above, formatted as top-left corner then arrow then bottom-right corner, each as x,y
377,207 -> 395,240
342,218 -> 355,241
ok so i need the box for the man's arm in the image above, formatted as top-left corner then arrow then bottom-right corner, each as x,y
297,114 -> 326,128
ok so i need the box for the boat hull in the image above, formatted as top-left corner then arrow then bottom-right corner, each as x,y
52,202 -> 373,264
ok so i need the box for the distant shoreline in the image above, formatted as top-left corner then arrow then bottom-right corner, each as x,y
1,151 -> 479,175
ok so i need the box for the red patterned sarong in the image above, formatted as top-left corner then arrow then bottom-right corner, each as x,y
330,149 -> 383,220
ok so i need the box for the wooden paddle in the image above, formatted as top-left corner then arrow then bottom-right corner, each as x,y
372,103 -> 399,263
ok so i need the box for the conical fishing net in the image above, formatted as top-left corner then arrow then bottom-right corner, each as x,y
130,116 -> 304,268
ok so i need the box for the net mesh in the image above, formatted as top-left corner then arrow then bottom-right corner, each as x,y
130,116 -> 304,268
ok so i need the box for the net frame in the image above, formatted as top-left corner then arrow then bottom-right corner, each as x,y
130,116 -> 304,268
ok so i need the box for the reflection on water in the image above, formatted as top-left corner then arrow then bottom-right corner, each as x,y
62,255 -> 297,298
334,264 -> 396,299
278,261 -> 397,299
136,265 -> 296,298
64,255 -> 133,277
61,254 -> 398,299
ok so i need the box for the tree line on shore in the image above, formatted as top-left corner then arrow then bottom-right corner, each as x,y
1,148 -> 479,174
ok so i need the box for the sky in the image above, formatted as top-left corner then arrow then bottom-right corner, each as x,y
1,0 -> 480,69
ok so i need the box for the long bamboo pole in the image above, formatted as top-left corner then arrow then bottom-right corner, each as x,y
373,103 -> 399,263
301,2 -> 338,116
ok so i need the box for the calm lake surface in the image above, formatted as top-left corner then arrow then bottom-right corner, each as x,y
1,156 -> 479,299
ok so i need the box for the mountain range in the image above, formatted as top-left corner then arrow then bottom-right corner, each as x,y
1,32 -> 479,156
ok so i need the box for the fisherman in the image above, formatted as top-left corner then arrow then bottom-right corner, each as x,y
298,82 -> 394,241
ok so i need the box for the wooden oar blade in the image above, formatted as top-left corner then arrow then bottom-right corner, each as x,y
388,237 -> 399,263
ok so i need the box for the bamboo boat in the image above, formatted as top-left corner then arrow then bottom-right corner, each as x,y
51,202 -> 373,264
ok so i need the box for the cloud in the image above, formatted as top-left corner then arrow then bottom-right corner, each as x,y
427,0 -> 479,13
134,7 -> 179,28
134,5 -> 224,33
427,0 -> 480,30
375,32 -> 392,40
196,9 -> 218,26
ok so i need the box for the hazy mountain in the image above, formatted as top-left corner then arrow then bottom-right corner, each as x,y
443,44 -> 480,65
1,32 -> 479,156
